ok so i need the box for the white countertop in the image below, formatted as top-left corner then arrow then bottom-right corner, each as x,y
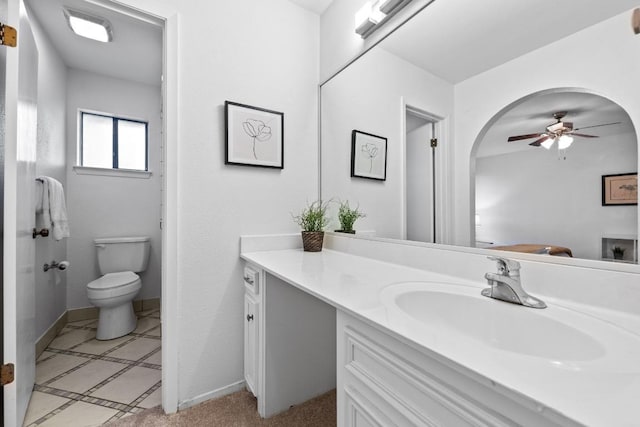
241,248 -> 640,427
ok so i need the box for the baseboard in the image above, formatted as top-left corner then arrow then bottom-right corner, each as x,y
178,380 -> 247,411
36,311 -> 68,358
133,297 -> 161,312
67,297 -> 161,323
67,306 -> 100,322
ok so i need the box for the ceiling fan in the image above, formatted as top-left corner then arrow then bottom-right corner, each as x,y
507,111 -> 621,150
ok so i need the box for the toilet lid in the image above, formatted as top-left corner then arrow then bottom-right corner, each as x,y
87,271 -> 140,290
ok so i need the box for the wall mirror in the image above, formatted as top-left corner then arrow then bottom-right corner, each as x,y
320,0 -> 639,267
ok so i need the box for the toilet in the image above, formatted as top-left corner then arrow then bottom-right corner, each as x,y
87,236 -> 151,340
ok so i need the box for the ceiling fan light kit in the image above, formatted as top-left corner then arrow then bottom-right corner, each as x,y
507,111 -> 621,152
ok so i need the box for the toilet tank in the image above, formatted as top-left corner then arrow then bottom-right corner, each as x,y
94,236 -> 151,274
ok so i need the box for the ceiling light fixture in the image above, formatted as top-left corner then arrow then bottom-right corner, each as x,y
63,8 -> 113,43
557,134 -> 574,150
540,137 -> 555,150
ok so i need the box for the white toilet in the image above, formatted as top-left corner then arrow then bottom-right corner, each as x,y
87,236 -> 151,340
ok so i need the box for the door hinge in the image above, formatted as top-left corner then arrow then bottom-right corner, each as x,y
1,363 -> 15,386
430,138 -> 438,148
0,22 -> 17,47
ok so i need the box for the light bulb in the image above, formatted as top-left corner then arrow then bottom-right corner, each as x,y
540,137 -> 555,150
558,135 -> 574,150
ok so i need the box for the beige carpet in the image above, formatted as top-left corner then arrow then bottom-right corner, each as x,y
106,389 -> 336,427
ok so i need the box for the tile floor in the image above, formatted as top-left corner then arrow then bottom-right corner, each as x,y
24,309 -> 162,427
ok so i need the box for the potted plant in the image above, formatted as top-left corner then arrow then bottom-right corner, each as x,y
612,246 -> 626,260
335,200 -> 365,234
292,200 -> 329,252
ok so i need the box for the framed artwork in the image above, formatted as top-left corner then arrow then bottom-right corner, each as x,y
602,173 -> 638,206
351,130 -> 387,181
225,101 -> 284,169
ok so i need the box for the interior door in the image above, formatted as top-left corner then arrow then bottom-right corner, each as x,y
3,0 -> 38,425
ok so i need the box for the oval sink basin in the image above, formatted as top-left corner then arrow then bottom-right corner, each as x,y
380,282 -> 613,362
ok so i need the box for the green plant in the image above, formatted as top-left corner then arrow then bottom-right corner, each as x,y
292,200 -> 329,232
337,200 -> 365,232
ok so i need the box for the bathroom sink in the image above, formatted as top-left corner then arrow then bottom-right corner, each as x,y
379,282 -> 640,364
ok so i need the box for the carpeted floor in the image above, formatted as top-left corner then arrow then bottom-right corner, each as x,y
106,389 -> 336,426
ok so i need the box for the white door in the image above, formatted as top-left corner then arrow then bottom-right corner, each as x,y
2,0 -> 38,425
406,111 -> 435,243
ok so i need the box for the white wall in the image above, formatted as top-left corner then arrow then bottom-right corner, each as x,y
322,47 -> 452,238
65,69 -> 161,309
476,133 -> 637,259
454,10 -> 640,247
99,0 -> 320,407
26,5 -> 68,340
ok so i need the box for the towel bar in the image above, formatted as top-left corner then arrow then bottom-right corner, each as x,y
32,228 -> 49,239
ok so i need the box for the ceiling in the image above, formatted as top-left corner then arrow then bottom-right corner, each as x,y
372,0 -> 638,158
288,0 -> 335,15
25,0 -> 162,86
381,0 -> 639,84
476,92 -> 635,158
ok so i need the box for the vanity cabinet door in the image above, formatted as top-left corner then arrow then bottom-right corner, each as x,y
244,293 -> 259,396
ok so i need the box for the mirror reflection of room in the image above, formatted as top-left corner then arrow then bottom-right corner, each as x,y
474,91 -> 637,262
320,0 -> 639,264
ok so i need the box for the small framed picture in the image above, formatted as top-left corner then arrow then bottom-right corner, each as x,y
351,130 -> 387,181
602,173 -> 638,206
225,101 -> 284,169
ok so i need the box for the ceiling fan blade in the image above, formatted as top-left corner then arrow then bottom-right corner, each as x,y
508,133 -> 543,142
571,133 -> 598,138
529,136 -> 551,147
573,122 -> 621,131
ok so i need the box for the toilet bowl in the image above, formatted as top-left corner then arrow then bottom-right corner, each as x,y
87,237 -> 151,340
87,272 -> 142,340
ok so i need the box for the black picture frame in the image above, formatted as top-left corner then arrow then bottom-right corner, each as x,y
350,130 -> 387,181
602,172 -> 638,206
225,101 -> 284,169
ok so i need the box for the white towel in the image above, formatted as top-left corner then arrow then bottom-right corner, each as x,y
36,176 -> 70,241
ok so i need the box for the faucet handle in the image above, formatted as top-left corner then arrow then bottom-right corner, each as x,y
487,256 -> 520,274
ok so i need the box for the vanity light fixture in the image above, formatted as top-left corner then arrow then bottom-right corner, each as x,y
63,8 -> 113,43
355,0 -> 414,38
378,0 -> 408,14
355,2 -> 385,37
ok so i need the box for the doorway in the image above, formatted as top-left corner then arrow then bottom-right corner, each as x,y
4,0 -> 170,424
404,105 -> 439,243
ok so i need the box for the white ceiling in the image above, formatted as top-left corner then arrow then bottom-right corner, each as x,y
382,0 -> 639,84
476,92 -> 635,158
288,0 -> 335,15
25,0 -> 162,86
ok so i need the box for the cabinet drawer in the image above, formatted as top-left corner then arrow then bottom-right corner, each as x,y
243,266 -> 260,295
339,313 -> 514,427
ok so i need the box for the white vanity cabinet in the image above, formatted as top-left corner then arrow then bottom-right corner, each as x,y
243,265 -> 261,396
242,262 -> 336,418
336,311 -> 577,427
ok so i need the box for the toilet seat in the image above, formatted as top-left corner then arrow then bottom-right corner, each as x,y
87,271 -> 141,300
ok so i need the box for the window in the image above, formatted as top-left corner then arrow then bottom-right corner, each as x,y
80,112 -> 148,171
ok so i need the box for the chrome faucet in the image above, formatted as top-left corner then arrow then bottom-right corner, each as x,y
482,256 -> 546,309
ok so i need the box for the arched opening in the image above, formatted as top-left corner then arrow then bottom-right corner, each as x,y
470,88 -> 638,261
